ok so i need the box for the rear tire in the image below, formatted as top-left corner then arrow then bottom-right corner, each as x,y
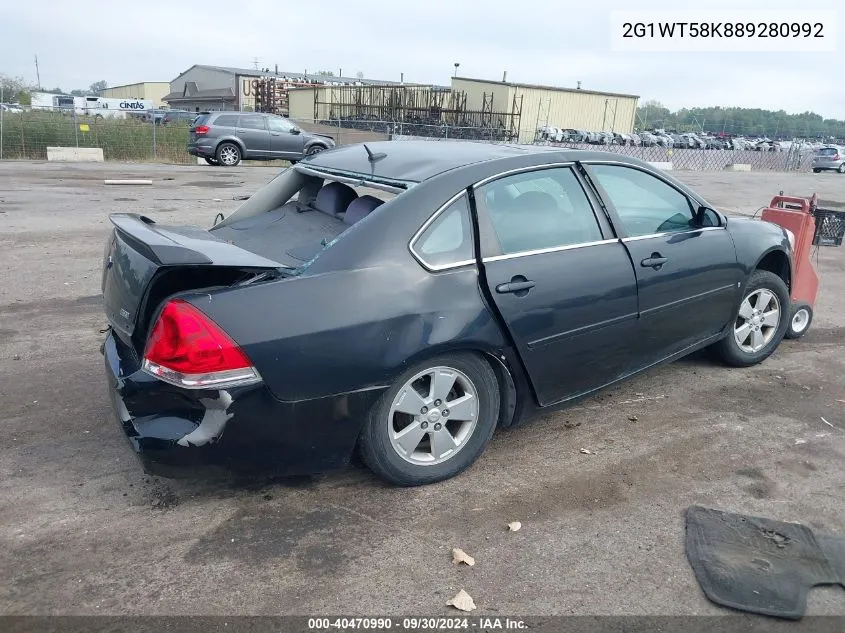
813,168 -> 821,173
216,142 -> 241,167
358,353 -> 500,486
713,270 -> 790,367
784,303 -> 813,339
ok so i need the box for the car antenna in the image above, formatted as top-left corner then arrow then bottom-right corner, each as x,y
363,144 -> 386,163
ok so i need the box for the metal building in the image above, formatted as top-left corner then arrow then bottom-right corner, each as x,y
163,64 -> 393,113
451,77 -> 639,143
100,82 -> 170,108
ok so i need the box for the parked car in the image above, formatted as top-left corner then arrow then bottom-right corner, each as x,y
638,131 -> 658,147
101,141 -> 795,485
811,146 -> 845,173
187,112 -> 335,166
161,110 -> 197,125
0,103 -> 23,113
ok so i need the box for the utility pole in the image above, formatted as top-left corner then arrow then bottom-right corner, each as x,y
34,55 -> 41,90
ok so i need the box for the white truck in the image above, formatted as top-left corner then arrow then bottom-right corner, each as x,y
74,96 -> 154,118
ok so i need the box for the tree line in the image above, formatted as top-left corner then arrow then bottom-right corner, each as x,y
637,100 -> 845,139
1,74 -> 108,105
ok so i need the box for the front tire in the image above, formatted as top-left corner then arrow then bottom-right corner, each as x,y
784,303 -> 813,339
216,142 -> 241,166
838,164 -> 845,174
306,144 -> 327,156
358,353 -> 500,486
713,270 -> 790,367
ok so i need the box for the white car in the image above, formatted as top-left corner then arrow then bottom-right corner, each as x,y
1,103 -> 23,113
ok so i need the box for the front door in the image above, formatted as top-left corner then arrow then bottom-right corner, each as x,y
476,165 -> 640,406
267,115 -> 305,159
237,114 -> 270,158
585,163 -> 742,363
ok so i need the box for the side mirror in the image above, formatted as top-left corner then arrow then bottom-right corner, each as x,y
696,205 -> 721,227
290,127 -> 301,135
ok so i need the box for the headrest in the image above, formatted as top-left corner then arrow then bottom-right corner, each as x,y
314,181 -> 358,217
344,195 -> 384,225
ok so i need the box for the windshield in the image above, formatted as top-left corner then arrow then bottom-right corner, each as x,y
210,168 -> 396,274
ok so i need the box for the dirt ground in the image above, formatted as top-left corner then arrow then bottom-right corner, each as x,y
0,161 -> 843,617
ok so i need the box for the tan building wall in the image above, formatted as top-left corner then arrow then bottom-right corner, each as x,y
288,87 -> 319,121
101,82 -> 170,107
451,78 -> 639,143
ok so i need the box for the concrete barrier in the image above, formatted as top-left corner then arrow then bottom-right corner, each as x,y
648,161 -> 674,171
724,163 -> 752,172
46,147 -> 104,162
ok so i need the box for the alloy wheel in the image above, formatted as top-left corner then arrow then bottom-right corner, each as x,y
388,366 -> 478,466
734,289 -> 781,353
219,145 -> 239,166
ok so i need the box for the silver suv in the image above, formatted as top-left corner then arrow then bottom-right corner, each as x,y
811,146 -> 845,174
188,112 -> 335,166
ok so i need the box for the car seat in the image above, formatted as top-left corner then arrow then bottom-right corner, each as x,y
344,195 -> 384,225
314,182 -> 358,217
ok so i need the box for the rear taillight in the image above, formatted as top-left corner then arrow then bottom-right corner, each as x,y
194,125 -> 209,135
834,154 -> 840,161
142,299 -> 260,389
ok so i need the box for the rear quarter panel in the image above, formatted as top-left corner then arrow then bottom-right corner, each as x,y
186,262 -> 508,403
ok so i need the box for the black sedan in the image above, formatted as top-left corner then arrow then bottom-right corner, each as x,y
101,141 -> 794,485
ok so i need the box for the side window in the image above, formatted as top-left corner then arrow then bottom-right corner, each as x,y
413,194 -> 474,268
213,114 -> 239,127
478,167 -> 602,255
589,165 -> 696,237
267,116 -> 295,133
240,115 -> 266,131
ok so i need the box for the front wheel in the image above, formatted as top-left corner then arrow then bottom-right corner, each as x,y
838,164 -> 845,174
358,353 -> 500,486
712,270 -> 790,367
784,302 -> 813,339
305,144 -> 327,156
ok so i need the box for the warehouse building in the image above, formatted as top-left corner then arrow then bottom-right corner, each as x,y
163,64 -> 393,113
287,76 -> 639,144
100,82 -> 170,107
452,76 -> 639,143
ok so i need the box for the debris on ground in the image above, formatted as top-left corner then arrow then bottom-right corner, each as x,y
628,415 -> 639,422
563,420 -> 581,429
446,589 -> 476,612
820,417 -> 837,429
794,439 -> 807,445
580,448 -> 594,455
451,548 -> 475,567
507,521 -> 522,532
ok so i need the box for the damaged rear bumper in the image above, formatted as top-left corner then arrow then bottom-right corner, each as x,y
102,330 -> 382,475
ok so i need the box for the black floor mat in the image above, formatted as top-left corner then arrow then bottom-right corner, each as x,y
685,506 -> 845,619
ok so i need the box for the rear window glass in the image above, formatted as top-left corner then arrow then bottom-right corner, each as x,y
213,114 -> 239,127
818,147 -> 839,156
192,114 -> 210,126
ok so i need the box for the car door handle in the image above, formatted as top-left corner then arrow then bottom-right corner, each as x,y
640,253 -> 668,269
496,279 -> 535,295
270,132 -> 280,136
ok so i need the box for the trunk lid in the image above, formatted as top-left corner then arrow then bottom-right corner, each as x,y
102,213 -> 281,343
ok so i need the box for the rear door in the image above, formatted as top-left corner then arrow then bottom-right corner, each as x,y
584,162 -> 741,363
476,165 -> 640,406
267,115 -> 306,159
237,114 -> 270,158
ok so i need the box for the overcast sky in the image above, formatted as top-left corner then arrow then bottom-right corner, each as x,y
1,0 -> 842,118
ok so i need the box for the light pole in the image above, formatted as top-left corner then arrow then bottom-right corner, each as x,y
453,63 -> 460,78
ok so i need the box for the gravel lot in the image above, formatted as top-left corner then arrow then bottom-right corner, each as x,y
1,161 -> 843,617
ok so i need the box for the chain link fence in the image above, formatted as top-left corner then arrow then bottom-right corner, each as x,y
0,111 -> 820,172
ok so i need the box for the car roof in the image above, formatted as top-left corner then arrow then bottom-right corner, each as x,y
301,140 -> 580,183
